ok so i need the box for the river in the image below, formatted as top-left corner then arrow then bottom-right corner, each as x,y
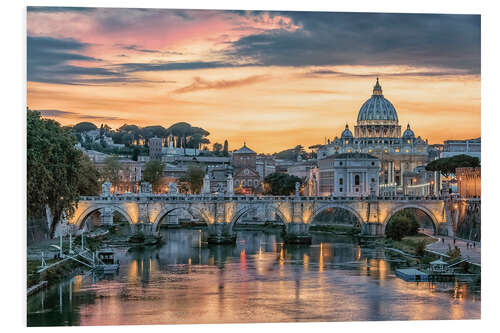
27,228 -> 480,326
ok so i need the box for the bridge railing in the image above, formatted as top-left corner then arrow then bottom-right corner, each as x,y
80,194 -> 446,202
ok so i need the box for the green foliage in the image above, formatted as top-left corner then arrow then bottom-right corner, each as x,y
274,145 -> 306,161
72,122 -> 97,133
385,216 -> 412,241
447,245 -> 462,259
101,155 -> 121,186
131,147 -> 140,161
387,208 -> 420,239
27,109 -> 83,236
415,239 -> 427,257
129,231 -> 146,243
263,172 -> 302,195
141,125 -> 168,142
425,154 -> 480,177
178,166 -> 205,194
223,140 -> 229,156
143,160 -> 165,190
77,154 -> 100,196
212,142 -> 223,153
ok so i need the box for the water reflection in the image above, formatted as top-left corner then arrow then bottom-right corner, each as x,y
27,229 -> 480,326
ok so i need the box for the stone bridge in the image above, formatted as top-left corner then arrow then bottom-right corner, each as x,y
66,193 -> 456,244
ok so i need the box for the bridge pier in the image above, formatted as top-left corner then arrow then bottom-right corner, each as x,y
361,222 -> 385,237
283,223 -> 312,245
101,207 -> 113,225
130,223 -> 157,236
207,223 -> 236,245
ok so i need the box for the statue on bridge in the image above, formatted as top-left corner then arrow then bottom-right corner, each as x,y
227,174 -> 234,195
101,181 -> 112,197
141,182 -> 152,194
168,182 -> 178,195
295,182 -> 300,197
202,174 -> 211,194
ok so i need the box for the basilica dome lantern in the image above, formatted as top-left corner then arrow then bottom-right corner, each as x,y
402,124 -> 415,139
341,123 -> 353,144
354,77 -> 402,138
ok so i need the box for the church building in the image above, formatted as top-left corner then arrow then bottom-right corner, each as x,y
317,78 -> 429,195
232,143 -> 261,193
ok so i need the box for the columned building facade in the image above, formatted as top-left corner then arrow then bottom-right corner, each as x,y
318,153 -> 379,197
317,78 -> 429,195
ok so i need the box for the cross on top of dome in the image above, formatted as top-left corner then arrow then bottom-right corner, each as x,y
373,77 -> 383,96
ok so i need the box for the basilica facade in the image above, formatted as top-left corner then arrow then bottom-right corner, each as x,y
317,78 -> 429,195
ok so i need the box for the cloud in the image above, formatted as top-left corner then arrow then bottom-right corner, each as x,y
36,109 -> 125,121
27,35 -> 162,85
27,6 -> 96,13
227,12 -> 480,74
119,61 -> 249,73
171,75 -> 269,94
300,68 -> 477,79
116,43 -> 184,55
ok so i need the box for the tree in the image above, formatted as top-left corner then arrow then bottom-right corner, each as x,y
385,216 -> 411,241
132,147 -> 139,161
143,160 -> 165,192
425,154 -> 480,177
212,142 -> 223,153
415,240 -> 427,257
72,122 -> 97,133
77,154 -> 100,196
223,140 -> 229,156
178,166 -> 205,194
101,156 -> 122,188
166,122 -> 192,148
28,110 -> 84,236
274,145 -> 307,161
263,172 -> 302,195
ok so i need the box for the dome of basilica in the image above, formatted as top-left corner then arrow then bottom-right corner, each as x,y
402,124 -> 415,139
357,78 -> 398,123
341,124 -> 353,138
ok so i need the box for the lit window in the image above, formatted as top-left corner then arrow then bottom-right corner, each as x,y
405,149 -> 409,153
395,148 -> 400,152
368,149 -> 373,153
347,149 -> 351,152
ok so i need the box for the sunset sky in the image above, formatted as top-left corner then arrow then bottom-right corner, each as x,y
27,7 -> 481,153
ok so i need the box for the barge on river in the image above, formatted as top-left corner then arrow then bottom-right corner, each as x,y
94,249 -> 119,273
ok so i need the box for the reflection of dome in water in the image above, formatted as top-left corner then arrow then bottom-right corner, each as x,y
357,77 -> 398,124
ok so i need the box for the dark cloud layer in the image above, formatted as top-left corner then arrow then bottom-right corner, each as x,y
119,61 -> 245,72
27,6 -> 96,13
27,36 -> 165,85
37,109 -> 124,121
228,12 -> 480,74
27,35 -> 118,84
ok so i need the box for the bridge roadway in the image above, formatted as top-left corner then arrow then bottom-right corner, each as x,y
66,194 -> 457,244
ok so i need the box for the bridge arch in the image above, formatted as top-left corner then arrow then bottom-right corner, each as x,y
230,204 -> 288,227
152,206 -> 208,232
74,204 -> 134,228
311,204 -> 365,227
382,204 -> 439,235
